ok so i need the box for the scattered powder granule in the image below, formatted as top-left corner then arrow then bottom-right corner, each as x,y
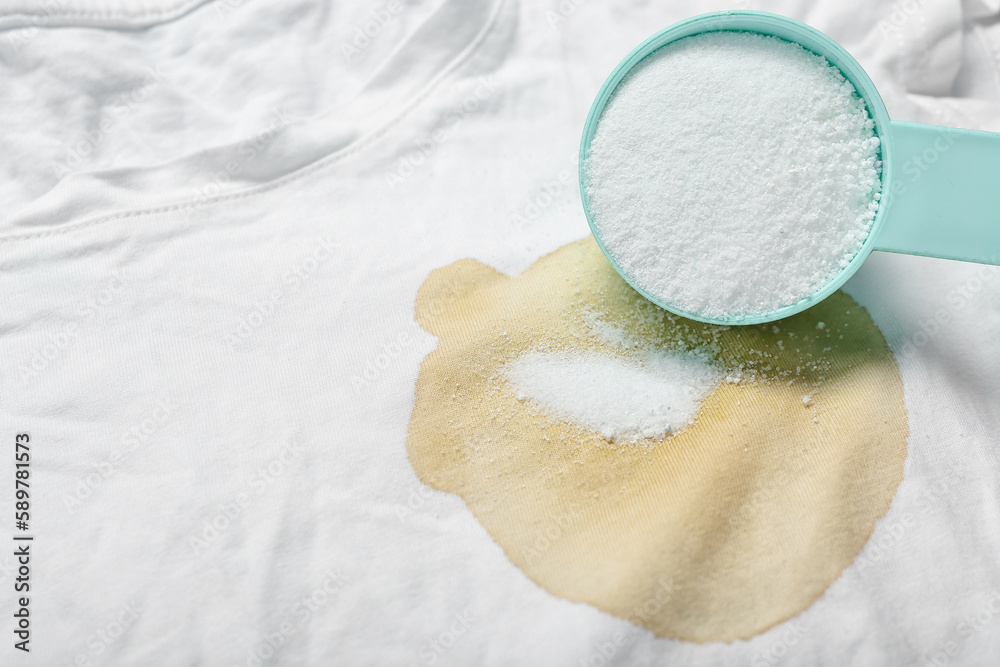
584,31 -> 882,320
505,348 -> 722,443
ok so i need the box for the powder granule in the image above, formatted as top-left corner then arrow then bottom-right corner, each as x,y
503,314 -> 724,443
584,31 -> 882,320
506,348 -> 722,443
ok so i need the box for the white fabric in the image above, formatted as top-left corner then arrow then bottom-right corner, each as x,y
0,0 -> 998,665
0,0 -> 211,30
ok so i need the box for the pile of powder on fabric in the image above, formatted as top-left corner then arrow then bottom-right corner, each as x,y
505,317 -> 722,443
584,31 -> 882,320
506,350 -> 722,442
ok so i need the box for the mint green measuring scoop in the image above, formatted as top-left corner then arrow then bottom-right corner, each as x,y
579,10 -> 1000,326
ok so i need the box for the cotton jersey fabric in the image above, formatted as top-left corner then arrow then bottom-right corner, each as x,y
1,0 -> 999,665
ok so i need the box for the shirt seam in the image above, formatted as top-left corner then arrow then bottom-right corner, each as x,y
0,0 -> 205,22
0,0 -> 505,246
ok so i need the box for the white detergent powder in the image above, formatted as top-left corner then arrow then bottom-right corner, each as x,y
584,31 -> 882,320
506,317 -> 723,442
507,349 -> 721,442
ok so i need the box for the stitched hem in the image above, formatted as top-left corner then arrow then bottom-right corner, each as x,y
0,0 -> 506,245
0,0 -> 208,27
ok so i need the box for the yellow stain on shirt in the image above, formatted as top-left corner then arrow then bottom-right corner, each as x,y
406,237 -> 907,642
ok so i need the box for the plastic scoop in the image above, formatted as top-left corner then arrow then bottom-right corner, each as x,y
579,10 -> 1000,326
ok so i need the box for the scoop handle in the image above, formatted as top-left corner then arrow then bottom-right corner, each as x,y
875,120 -> 1000,265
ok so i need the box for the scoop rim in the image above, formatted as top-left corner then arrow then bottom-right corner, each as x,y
578,10 -> 894,326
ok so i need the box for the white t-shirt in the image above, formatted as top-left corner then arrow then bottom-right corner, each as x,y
1,0 -> 999,665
